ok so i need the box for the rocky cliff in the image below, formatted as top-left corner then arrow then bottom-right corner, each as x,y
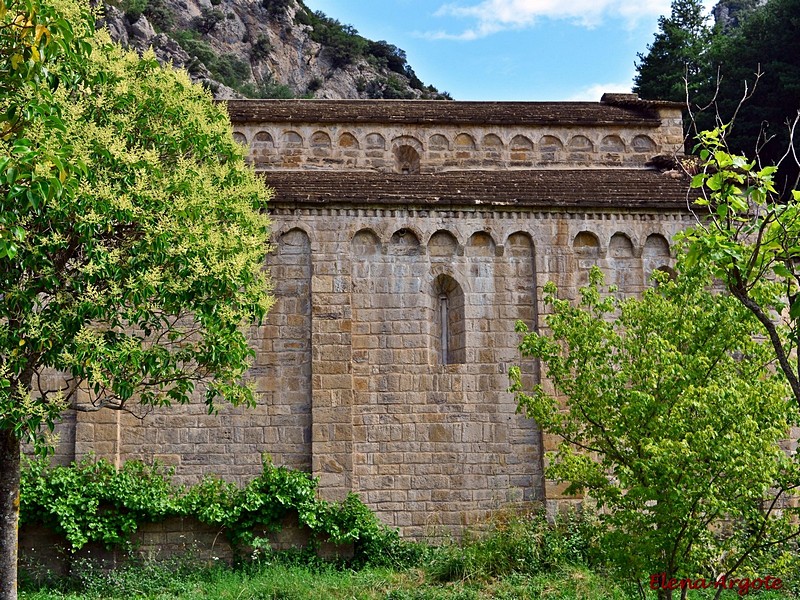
712,0 -> 768,31
103,0 -> 450,100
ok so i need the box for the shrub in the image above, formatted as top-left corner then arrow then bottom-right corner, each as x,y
20,456 -> 419,567
262,0 -> 291,16
144,0 -> 175,32
427,509 -> 598,583
250,34 -> 272,61
192,7 -> 224,34
120,0 -> 148,22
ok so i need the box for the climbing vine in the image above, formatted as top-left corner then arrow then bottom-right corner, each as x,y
20,457 -> 410,565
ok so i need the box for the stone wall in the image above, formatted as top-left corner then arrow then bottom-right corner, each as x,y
233,122 -> 675,172
46,96 -> 692,539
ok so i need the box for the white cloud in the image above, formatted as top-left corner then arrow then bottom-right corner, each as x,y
567,81 -> 635,101
426,0 -> 675,39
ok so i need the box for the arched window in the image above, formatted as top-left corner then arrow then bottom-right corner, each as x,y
433,275 -> 466,365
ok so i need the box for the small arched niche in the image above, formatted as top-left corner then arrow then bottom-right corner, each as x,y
279,227 -> 311,255
232,131 -> 247,146
390,228 -> 421,255
394,145 -> 420,174
600,135 -> 625,152
429,134 -> 450,151
609,232 -> 634,258
643,233 -> 672,284
573,231 -> 601,257
365,133 -> 386,150
250,131 -> 274,165
539,135 -> 564,152
310,131 -> 332,148
511,135 -> 533,150
282,131 -> 303,148
466,231 -> 496,257
254,131 -> 274,146
506,232 -> 534,258
351,228 -> 381,257
573,231 -> 602,288
482,134 -> 503,149
539,135 -> 564,163
429,230 -> 459,258
432,274 -> 466,365
455,133 -> 476,150
632,135 -> 657,153
339,132 -> 359,149
568,135 -> 594,152
610,232 -> 639,293
643,233 -> 670,258
510,135 -> 533,163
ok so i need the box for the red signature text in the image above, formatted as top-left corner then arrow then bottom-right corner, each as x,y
649,573 -> 783,596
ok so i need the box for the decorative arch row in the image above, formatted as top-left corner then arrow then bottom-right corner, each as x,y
572,231 -> 671,260
573,230 -> 674,289
233,128 -> 660,171
352,227 -> 528,254
233,129 -> 659,154
348,226 -> 670,261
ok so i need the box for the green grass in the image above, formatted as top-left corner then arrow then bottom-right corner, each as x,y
19,561 -> 797,600
17,564 -> 626,600
18,509 -> 799,600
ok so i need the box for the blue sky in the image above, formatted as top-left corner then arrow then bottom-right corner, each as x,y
302,0 -> 716,101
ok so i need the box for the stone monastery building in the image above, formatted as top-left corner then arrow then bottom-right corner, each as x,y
63,94 -> 692,538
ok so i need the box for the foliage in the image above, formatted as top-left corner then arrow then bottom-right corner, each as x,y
0,0 -> 94,261
115,0 -> 175,30
191,7 -> 224,35
634,0 -> 800,185
289,3 -> 448,99
427,510 -> 597,584
1,0 -> 272,592
262,0 -> 291,17
510,265 -> 800,590
20,457 -> 414,567
1,0 -> 273,448
303,10 -> 367,69
172,29 -> 259,95
365,40 -> 408,75
681,125 -> 800,408
249,33 -> 271,61
21,458 -> 179,550
633,0 -> 712,103
237,75 -> 296,99
701,0 -> 800,188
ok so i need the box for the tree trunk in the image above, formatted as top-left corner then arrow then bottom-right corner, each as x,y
0,427 -> 20,600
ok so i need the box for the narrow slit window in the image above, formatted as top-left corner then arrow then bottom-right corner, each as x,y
433,274 -> 465,365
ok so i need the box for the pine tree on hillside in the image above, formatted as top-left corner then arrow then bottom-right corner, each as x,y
634,0 -> 713,102
708,0 -> 800,184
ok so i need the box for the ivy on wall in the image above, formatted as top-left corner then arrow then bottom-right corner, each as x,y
21,457 -> 417,566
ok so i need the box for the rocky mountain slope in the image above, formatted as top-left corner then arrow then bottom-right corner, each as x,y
103,0 -> 450,100
712,0 -> 768,31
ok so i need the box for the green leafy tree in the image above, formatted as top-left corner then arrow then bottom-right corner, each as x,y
0,0 -> 94,260
0,0 -> 273,596
682,125 -> 800,409
510,266 -> 799,597
633,0 -> 713,103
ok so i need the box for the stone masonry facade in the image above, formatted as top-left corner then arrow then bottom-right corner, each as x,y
53,94 -> 692,539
